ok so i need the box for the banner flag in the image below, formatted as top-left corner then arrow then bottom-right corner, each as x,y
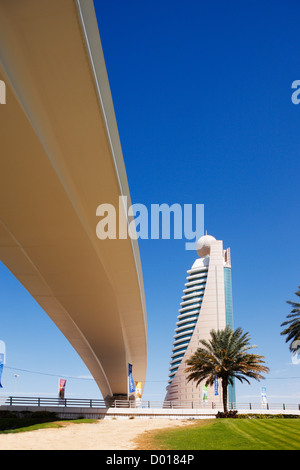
128,364 -> 135,393
135,381 -> 142,402
0,341 -> 6,389
0,363 -> 3,388
261,386 -> 267,404
202,384 -> 208,402
59,379 -> 66,399
0,341 -> 6,364
214,376 -> 219,396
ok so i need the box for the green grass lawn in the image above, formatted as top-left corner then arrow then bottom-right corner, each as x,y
138,418 -> 300,450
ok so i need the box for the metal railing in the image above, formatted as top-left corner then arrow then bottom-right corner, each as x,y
1,396 -> 300,412
0,396 -> 107,408
112,400 -> 300,411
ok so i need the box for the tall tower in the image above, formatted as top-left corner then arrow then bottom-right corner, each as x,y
165,234 -> 236,406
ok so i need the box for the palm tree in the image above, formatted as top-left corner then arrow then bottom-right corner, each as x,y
280,286 -> 300,352
184,325 -> 269,413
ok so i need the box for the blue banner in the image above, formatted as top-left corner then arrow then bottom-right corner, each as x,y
0,353 -> 4,388
128,364 -> 135,393
214,376 -> 219,396
0,364 -> 3,388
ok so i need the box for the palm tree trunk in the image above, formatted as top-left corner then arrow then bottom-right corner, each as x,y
222,378 -> 228,413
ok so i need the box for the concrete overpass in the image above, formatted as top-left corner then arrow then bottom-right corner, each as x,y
0,0 -> 147,400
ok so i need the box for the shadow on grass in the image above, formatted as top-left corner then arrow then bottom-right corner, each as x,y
0,410 -> 96,433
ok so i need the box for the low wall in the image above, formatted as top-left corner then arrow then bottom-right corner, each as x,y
1,405 -> 300,420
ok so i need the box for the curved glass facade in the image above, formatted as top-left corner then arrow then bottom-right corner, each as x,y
224,266 -> 236,404
168,266 -> 208,383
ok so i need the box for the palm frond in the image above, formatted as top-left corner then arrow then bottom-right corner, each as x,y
280,286 -> 300,351
184,325 -> 269,388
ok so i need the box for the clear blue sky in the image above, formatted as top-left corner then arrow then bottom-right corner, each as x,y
1,0 -> 300,404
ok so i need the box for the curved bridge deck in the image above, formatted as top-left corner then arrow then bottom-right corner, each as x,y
0,0 -> 147,399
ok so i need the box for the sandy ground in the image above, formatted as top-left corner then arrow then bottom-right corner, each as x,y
0,418 -> 193,450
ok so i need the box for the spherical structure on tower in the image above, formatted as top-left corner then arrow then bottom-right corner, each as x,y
196,234 -> 216,258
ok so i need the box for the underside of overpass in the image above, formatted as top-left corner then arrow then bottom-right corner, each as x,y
0,0 -> 147,399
